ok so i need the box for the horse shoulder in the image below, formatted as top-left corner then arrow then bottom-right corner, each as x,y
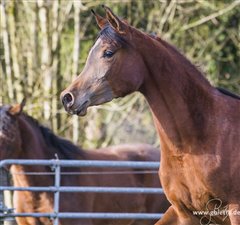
160,149 -> 225,210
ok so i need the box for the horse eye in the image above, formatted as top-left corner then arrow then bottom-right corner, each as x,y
103,50 -> 114,58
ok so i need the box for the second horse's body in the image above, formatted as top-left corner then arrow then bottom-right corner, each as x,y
0,102 -> 169,225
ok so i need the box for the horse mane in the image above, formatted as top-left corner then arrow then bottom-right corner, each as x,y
99,25 -> 129,46
23,114 -> 86,159
149,34 -> 240,100
148,33 -> 208,80
216,87 -> 240,100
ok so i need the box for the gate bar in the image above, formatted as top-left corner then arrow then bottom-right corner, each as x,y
0,212 -> 164,220
0,160 -> 160,169
0,186 -> 164,194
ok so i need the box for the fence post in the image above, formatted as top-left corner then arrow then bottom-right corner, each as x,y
53,161 -> 61,225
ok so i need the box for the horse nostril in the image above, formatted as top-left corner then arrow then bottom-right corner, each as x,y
62,92 -> 74,108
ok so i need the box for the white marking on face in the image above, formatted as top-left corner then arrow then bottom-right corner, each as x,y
84,38 -> 109,80
89,38 -> 101,56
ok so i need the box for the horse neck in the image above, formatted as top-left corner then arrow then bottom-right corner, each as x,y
17,115 -> 49,159
137,34 -> 216,153
18,114 -> 87,161
11,116 -> 54,188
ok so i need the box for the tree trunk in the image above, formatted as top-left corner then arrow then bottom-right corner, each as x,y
51,0 -> 61,132
38,0 -> 52,121
0,64 -> 4,104
8,1 -> 23,103
1,0 -> 14,101
72,1 -> 81,143
26,2 -> 39,116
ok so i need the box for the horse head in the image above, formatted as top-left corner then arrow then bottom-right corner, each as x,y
0,99 -> 25,160
61,6 -> 146,116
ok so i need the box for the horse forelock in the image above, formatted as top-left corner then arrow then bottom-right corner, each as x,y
99,25 -> 128,47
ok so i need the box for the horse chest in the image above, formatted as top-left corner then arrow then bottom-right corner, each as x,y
160,153 -> 225,211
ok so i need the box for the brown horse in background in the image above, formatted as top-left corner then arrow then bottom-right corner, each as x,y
61,6 -> 240,225
0,101 -> 169,225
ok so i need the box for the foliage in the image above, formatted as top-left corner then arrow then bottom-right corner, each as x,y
0,0 -> 239,149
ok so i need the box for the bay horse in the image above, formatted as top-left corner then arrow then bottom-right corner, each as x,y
60,6 -> 240,225
0,101 -> 170,225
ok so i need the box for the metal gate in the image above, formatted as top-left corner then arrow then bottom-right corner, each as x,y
0,159 -> 164,224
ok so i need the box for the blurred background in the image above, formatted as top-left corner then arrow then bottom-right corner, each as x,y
0,0 -> 239,149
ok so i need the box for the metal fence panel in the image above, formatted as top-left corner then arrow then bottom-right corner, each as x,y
0,159 -> 163,223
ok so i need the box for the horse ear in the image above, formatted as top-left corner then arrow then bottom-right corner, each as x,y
91,9 -> 107,29
8,98 -> 26,116
102,5 -> 127,34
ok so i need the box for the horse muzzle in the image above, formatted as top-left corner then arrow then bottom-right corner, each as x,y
61,91 -> 91,116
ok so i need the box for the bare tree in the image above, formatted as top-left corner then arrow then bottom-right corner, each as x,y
8,1 -> 23,103
38,0 -> 52,120
51,0 -> 61,132
26,1 -> 39,113
1,0 -> 14,100
71,0 -> 82,143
